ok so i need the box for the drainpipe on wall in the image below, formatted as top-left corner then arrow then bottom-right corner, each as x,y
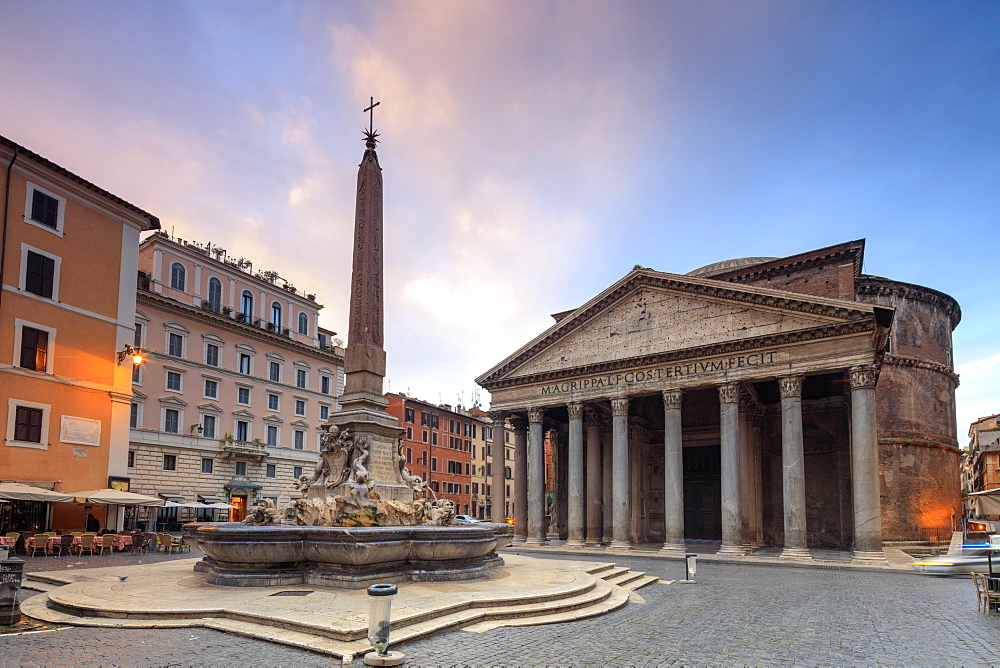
0,147 -> 19,319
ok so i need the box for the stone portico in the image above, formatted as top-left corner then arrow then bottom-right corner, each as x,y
478,263 -> 898,562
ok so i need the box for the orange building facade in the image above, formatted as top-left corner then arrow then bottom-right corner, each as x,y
0,136 -> 159,531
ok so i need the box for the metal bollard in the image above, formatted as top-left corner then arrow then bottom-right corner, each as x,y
680,553 -> 697,584
363,583 -> 406,666
0,555 -> 25,625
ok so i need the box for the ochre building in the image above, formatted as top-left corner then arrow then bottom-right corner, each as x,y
478,240 -> 960,561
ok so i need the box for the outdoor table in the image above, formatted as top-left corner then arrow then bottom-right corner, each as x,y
112,534 -> 133,551
0,537 -> 16,547
46,535 -> 81,554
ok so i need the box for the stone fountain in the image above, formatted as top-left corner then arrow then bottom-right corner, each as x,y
190,104 -> 511,588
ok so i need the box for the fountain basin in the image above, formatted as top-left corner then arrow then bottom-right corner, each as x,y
186,523 -> 513,589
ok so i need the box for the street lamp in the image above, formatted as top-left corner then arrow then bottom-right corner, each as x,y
117,345 -> 145,366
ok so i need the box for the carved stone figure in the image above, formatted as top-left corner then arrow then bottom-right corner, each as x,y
423,498 -> 455,526
241,498 -> 280,526
397,436 -> 427,499
298,425 -> 353,491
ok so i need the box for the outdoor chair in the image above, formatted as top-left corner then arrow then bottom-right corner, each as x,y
130,534 -> 147,554
158,533 -> 179,553
53,534 -> 76,557
27,535 -> 47,557
972,572 -> 987,612
78,534 -> 96,556
984,575 -> 1000,614
96,534 -> 115,555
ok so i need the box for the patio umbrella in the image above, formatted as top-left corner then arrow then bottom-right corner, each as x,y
206,502 -> 237,509
67,489 -> 165,506
0,482 -> 74,502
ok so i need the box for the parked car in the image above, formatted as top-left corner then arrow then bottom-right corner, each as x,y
453,515 -> 481,525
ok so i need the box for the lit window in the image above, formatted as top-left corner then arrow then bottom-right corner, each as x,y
18,325 -> 49,372
170,262 -> 186,291
205,343 -> 220,367
298,312 -> 308,335
204,379 -> 218,399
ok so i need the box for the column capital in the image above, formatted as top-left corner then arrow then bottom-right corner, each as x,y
718,383 -> 740,405
509,414 -> 527,432
778,375 -> 804,399
584,405 -> 601,422
610,396 -> 630,416
567,402 -> 584,421
527,406 -> 545,424
849,365 -> 878,390
662,389 -> 682,411
487,409 -> 505,425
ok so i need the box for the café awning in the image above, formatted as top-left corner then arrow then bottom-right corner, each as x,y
0,482 -> 74,502
969,489 -> 1000,516
198,495 -> 224,504
67,489 -> 165,506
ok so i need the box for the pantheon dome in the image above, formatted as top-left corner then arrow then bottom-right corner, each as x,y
686,257 -> 779,278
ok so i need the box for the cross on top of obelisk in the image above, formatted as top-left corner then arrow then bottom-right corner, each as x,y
363,96 -> 380,147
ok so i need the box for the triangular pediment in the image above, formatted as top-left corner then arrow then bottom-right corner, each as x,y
478,270 -> 881,387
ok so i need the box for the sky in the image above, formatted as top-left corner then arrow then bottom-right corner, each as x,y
1,0 -> 997,437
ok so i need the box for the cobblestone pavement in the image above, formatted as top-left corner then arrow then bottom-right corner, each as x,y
2,550 -> 999,667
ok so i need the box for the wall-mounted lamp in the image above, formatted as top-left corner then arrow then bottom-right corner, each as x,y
117,345 -> 145,366
190,424 -> 204,435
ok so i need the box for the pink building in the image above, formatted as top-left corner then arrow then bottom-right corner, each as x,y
127,232 -> 344,526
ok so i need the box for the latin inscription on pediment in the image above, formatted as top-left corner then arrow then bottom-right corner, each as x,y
509,289 -> 839,379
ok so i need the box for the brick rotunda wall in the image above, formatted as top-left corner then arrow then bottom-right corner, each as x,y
857,276 -> 962,542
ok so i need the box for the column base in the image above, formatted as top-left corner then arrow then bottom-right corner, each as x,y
564,538 -> 586,549
659,542 -> 687,556
607,540 -> 632,551
851,549 -> 886,563
523,537 -> 549,547
512,535 -> 527,545
716,543 -> 746,557
585,537 -> 603,547
602,536 -> 613,545
779,547 -> 812,560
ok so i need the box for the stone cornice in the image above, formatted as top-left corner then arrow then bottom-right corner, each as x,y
137,291 -> 344,364
477,271 -> 876,387
856,276 -> 961,329
481,319 -> 875,391
882,353 -> 960,386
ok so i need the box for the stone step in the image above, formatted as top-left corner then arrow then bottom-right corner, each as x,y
462,580 -> 633,633
622,574 -> 660,591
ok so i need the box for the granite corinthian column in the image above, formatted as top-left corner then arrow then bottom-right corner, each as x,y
609,396 -> 631,551
778,375 -> 810,559
566,402 -> 586,547
585,407 -> 603,546
718,383 -> 745,556
489,410 -> 506,523
525,407 -> 547,546
512,416 -> 528,544
850,366 -> 885,562
660,389 -> 686,555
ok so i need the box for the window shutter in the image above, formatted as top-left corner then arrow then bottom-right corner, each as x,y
19,327 -> 47,371
25,252 -> 55,298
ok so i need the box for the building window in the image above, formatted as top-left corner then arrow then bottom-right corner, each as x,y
406,426 -> 412,439
406,447 -> 412,463
128,451 -> 135,468
405,408 -> 415,423
207,277 -> 222,312
421,412 -> 430,427
204,379 -> 218,399
320,405 -> 329,421
431,457 -> 437,472
166,371 -> 182,392
30,189 -> 60,229
268,394 -> 279,411
237,387 -> 251,405
201,458 -> 214,474
170,262 -> 186,291
295,399 -> 306,416
163,408 -> 179,433
241,290 -> 253,319
202,414 -> 217,439
431,432 -> 438,446
320,375 -> 331,395
24,249 -> 56,299
239,353 -> 252,375
162,454 -> 176,471
293,466 -> 303,479
13,406 -> 44,443
294,430 -> 304,450
132,364 -> 141,384
167,332 -> 184,358
271,302 -> 282,329
205,343 -> 220,367
422,430 -> 428,443
296,369 -> 307,389
18,325 -> 49,372
266,464 -> 276,478
130,403 -> 139,428
266,425 -> 278,447
134,322 -> 143,348
298,312 -> 309,335
235,461 -> 247,476
235,420 -> 249,442
269,361 -> 281,382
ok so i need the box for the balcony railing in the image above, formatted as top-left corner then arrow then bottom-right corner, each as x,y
222,438 -> 267,458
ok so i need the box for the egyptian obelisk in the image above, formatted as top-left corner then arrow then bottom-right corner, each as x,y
329,98 -> 406,499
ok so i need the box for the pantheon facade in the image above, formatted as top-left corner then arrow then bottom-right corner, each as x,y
478,240 -> 960,562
